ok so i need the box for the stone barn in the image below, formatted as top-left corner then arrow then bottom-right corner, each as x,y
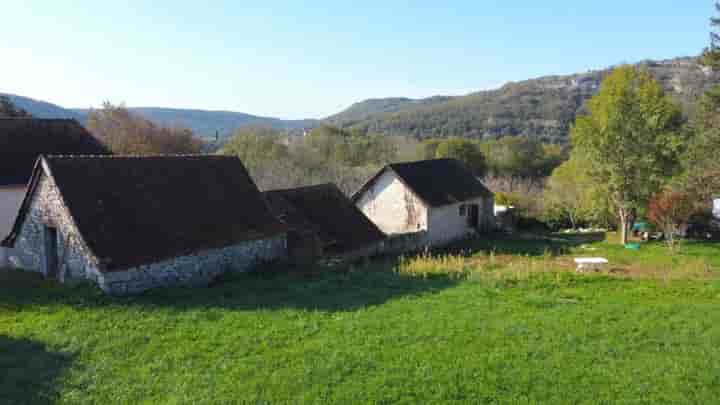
352,159 -> 494,246
263,183 -> 386,259
1,155 -> 287,295
0,119 -> 110,267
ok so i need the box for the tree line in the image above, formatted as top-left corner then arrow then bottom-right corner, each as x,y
541,3 -> 720,245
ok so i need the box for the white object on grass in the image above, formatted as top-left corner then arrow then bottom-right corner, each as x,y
574,257 -> 608,272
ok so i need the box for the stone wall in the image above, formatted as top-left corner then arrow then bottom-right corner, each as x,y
355,170 -> 428,235
0,186 -> 28,268
11,169 -> 288,295
11,172 -> 101,282
426,196 -> 494,245
98,235 -> 286,295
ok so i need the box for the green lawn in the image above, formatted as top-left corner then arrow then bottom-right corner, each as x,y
2,234 -> 720,404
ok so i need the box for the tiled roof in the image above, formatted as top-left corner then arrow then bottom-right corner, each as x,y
3,155 -> 286,271
353,158 -> 493,207
264,183 -> 385,254
0,119 -> 110,186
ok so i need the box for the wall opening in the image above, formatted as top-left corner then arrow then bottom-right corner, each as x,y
43,225 -> 59,280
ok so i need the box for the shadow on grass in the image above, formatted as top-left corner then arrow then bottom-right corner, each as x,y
0,262 -> 460,312
438,232 -> 607,257
0,336 -> 74,405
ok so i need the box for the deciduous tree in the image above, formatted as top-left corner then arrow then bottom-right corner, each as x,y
87,102 -> 203,155
572,66 -> 685,244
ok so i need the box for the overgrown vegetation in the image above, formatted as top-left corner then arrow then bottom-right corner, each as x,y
2,233 -> 719,403
87,102 -> 204,155
218,125 -> 416,193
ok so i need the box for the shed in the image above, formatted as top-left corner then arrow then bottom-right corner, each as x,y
263,183 -> 386,259
352,158 -> 494,246
1,155 -> 287,295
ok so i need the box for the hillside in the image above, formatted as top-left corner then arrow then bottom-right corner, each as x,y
72,107 -> 319,139
0,93 -> 319,139
326,96 -> 452,123
329,57 -> 720,142
1,94 -> 84,121
6,56 -> 719,143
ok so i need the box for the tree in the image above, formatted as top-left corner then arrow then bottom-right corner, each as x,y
543,156 -> 594,230
87,102 -> 203,155
418,138 -> 443,160
648,190 -> 695,252
0,95 -> 31,117
703,2 -> 720,69
679,86 -> 720,201
571,66 -> 685,244
434,137 -> 487,176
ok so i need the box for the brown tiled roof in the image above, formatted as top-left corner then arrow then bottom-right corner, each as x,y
3,155 -> 286,271
0,119 -> 110,186
263,183 -> 385,254
352,158 -> 493,207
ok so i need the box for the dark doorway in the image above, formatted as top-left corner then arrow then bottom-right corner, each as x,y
43,226 -> 58,279
467,204 -> 479,228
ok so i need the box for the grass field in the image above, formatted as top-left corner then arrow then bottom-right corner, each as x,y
2,233 -> 720,404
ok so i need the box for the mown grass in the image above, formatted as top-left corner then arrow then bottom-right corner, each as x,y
2,233 -> 720,404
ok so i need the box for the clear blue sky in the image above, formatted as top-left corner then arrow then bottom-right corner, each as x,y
0,1 -> 713,119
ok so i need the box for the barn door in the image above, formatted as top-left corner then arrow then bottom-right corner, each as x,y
468,205 -> 479,228
43,226 -> 59,279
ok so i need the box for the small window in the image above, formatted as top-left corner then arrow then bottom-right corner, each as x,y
459,204 -> 466,216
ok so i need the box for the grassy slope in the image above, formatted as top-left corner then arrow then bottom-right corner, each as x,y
2,235 -> 720,404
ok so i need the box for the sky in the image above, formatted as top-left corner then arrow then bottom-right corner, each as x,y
0,1 -> 714,119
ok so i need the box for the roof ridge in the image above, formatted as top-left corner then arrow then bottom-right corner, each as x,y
264,183 -> 336,194
43,154 -> 231,159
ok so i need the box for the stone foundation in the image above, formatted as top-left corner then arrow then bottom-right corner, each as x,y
98,235 -> 286,295
8,170 -> 288,295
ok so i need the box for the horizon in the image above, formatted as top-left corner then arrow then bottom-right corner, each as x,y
0,1 -> 712,119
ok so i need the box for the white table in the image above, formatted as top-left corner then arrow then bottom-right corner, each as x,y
574,258 -> 609,272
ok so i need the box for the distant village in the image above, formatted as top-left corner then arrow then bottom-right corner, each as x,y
0,118 -> 501,295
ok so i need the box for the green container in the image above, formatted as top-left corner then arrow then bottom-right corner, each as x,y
625,243 -> 641,250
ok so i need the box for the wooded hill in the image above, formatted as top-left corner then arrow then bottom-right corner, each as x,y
6,56 -> 720,143
328,57 -> 720,142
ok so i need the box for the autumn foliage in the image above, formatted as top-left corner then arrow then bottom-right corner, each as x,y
648,190 -> 695,250
87,102 -> 204,155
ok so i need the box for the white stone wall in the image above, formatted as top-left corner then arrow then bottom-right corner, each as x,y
426,198 -> 480,245
0,186 -> 26,268
11,173 -> 99,281
356,170 -> 428,234
10,169 -> 288,295
98,235 -> 286,295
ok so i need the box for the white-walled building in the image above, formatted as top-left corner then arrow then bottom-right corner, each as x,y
352,159 -> 494,246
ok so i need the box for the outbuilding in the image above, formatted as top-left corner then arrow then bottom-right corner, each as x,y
1,155 -> 287,295
352,158 -> 494,246
0,119 -> 110,267
263,183 -> 386,259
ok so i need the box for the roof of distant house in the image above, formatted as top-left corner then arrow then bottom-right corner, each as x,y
3,155 -> 287,271
352,158 -> 493,207
0,118 -> 110,186
264,183 -> 385,254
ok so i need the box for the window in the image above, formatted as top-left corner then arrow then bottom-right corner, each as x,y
459,204 -> 466,216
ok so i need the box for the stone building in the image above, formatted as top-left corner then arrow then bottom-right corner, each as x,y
0,119 -> 110,267
263,183 -> 386,259
352,159 -> 494,246
1,155 -> 287,295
